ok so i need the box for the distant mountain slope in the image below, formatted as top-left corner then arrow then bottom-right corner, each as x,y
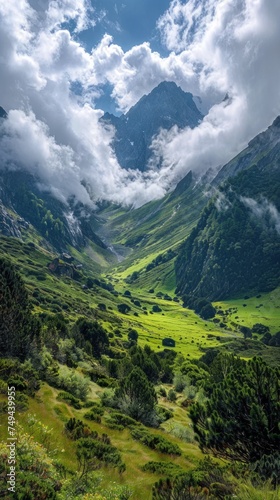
101,81 -> 203,171
97,171 -> 206,259
175,117 -> 280,300
0,168 -> 107,253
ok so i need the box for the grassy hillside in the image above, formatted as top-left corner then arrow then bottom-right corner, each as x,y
176,164 -> 280,300
1,234 -> 279,363
97,172 -> 206,274
1,152 -> 280,499
0,381 -> 204,500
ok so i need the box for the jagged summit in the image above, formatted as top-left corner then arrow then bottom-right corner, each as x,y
101,81 -> 203,171
0,106 -> 7,118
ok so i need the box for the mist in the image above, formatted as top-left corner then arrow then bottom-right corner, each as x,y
0,0 -> 280,208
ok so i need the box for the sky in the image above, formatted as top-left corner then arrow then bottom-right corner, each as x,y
0,0 -> 280,207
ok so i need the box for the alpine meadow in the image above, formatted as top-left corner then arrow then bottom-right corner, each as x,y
0,1 -> 280,499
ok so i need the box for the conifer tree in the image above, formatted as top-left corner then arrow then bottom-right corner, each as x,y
115,367 -> 158,425
190,355 -> 280,463
0,257 -> 40,360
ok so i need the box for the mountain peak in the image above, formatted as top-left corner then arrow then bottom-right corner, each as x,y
0,106 -> 7,119
101,81 -> 203,171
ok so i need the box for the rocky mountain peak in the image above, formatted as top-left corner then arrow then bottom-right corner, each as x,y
100,81 -> 203,171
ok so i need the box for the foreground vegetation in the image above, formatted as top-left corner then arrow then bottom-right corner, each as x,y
1,253 -> 280,499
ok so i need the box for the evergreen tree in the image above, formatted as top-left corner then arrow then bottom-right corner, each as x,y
190,356 -> 280,463
73,318 -> 109,358
115,367 -> 158,426
0,257 -> 41,360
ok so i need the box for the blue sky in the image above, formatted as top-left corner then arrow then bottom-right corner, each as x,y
78,0 -> 171,113
82,0 -> 171,53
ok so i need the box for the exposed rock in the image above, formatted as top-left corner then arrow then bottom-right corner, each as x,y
101,81 -> 203,171
47,257 -> 82,280
0,204 -> 22,238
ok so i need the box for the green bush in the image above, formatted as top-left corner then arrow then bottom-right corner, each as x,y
105,422 -> 125,431
106,411 -> 140,428
64,418 -> 95,440
84,406 -> 104,423
57,391 -> 82,409
84,411 -> 101,423
130,427 -> 181,455
156,406 -> 173,423
76,435 -> 124,476
152,305 -> 162,313
58,369 -> 90,401
142,461 -> 185,476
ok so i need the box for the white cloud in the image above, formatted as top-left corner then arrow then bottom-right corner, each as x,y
145,0 -> 280,190
0,0 -> 279,209
45,0 -> 94,33
241,196 -> 280,234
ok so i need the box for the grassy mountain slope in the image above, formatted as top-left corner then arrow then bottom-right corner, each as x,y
0,169 -> 118,272
97,171 -> 207,289
175,119 -> 280,300
1,111 -> 280,499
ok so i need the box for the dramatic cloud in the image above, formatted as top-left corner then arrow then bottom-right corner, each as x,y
148,0 -> 280,184
0,0 -> 280,208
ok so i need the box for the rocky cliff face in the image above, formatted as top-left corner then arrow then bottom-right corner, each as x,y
101,81 -> 203,171
0,203 -> 22,238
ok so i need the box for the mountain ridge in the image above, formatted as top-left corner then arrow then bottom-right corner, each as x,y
101,81 -> 203,171
175,117 -> 280,300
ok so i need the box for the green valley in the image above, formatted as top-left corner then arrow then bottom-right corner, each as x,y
1,95 -> 280,500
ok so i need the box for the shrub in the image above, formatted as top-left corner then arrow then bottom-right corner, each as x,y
168,423 -> 195,443
0,429 -> 60,499
84,406 -> 104,422
58,368 -> 90,401
252,452 -> 280,488
128,329 -> 139,342
64,418 -> 95,440
76,436 -> 124,477
173,372 -> 188,392
142,461 -> 185,476
106,411 -> 140,428
130,427 -> 181,455
162,338 -> 176,347
252,323 -> 270,335
152,305 -> 162,313
156,406 -> 173,423
84,411 -> 102,423
158,386 -> 167,397
115,367 -> 158,426
105,422 -> 125,431
117,304 -> 131,314
57,391 -> 82,409
167,389 -> 176,402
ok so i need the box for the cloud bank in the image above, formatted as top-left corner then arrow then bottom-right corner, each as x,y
0,0 -> 280,208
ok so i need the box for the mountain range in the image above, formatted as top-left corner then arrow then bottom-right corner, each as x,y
0,81 -> 280,301
1,80 -> 280,499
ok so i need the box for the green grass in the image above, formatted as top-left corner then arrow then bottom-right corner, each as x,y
0,382 -> 204,500
1,235 -> 279,364
96,178 -> 206,279
215,288 -> 280,334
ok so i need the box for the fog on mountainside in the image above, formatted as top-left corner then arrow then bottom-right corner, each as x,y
100,81 -> 203,171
